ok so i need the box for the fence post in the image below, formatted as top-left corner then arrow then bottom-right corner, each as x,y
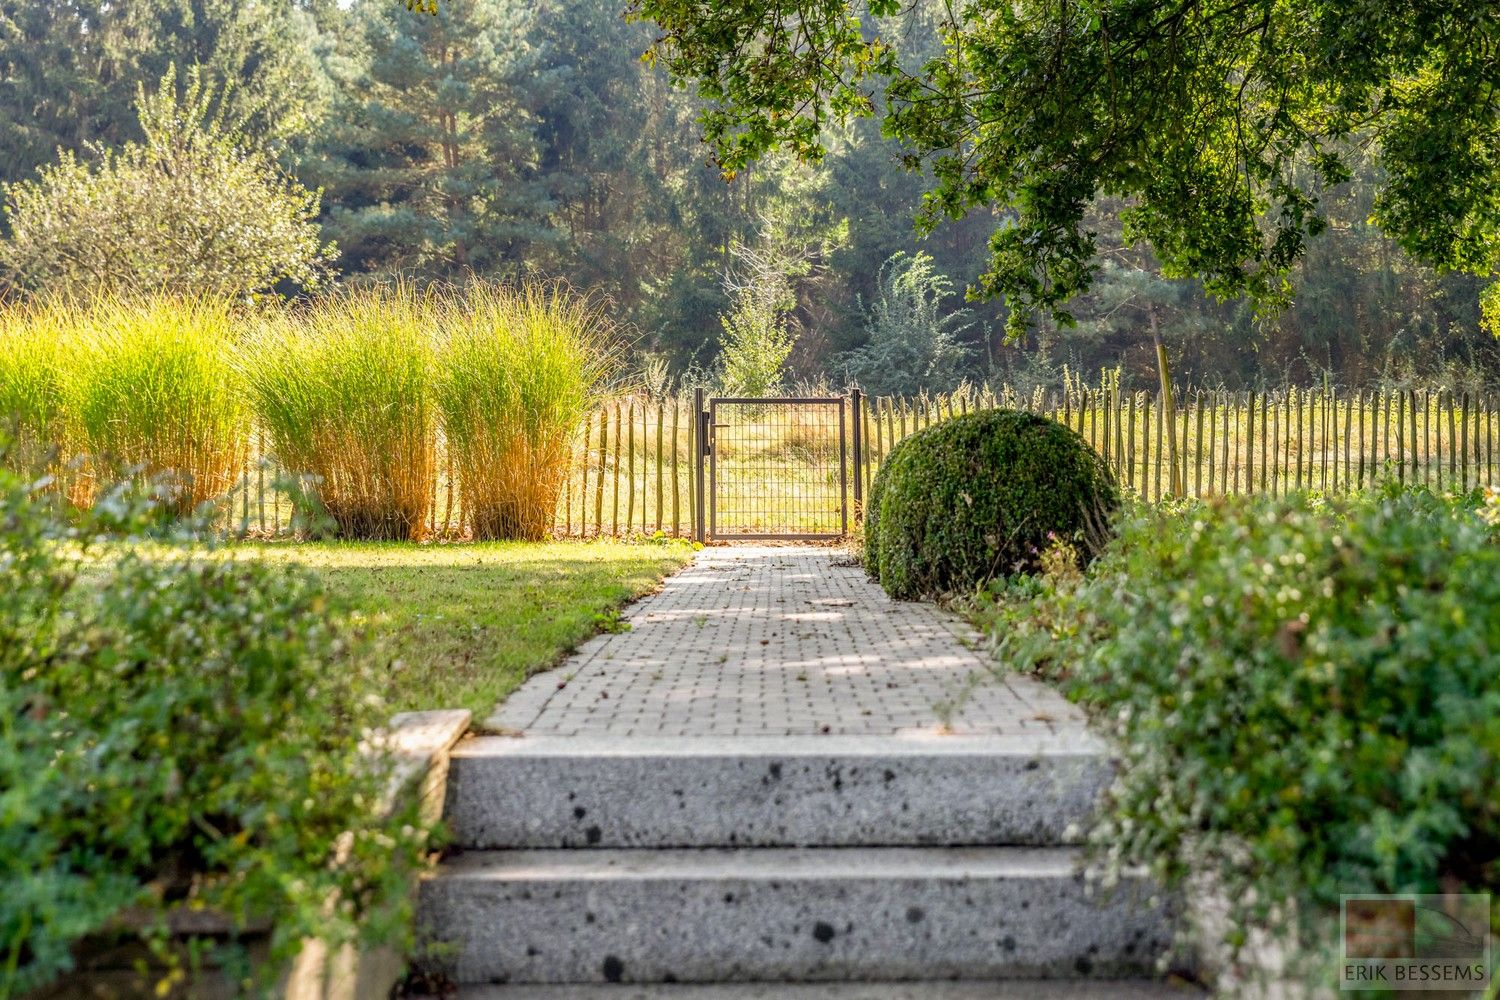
671,397 -> 681,537
850,388 -> 863,522
694,387 -> 707,544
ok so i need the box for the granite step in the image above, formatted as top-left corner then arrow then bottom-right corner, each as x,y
416,846 -> 1171,985
444,734 -> 1111,849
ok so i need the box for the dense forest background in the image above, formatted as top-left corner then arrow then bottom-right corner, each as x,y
2,0 -> 1495,391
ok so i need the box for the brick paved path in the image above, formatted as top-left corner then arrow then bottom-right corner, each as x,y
488,546 -> 1093,741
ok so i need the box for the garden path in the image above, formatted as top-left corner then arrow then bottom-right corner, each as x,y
420,547 -> 1183,996
488,545 -> 1094,742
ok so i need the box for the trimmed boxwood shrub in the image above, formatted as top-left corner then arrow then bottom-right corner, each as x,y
865,408 -> 1118,599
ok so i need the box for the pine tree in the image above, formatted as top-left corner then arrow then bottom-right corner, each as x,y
0,0 -> 327,187
310,0 -> 551,276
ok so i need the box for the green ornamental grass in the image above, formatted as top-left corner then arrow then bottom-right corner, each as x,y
244,286 -> 437,541
437,282 -> 617,540
0,299 -> 73,481
61,295 -> 247,516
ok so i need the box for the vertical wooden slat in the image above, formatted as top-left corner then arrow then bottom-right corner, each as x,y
1269,392 -> 1279,496
1245,391 -> 1255,496
1259,390 -> 1269,494
671,397 -> 680,536
1356,390 -> 1366,489
1292,387 -> 1303,491
1221,390 -> 1232,494
594,407 -> 607,536
1126,392 -> 1137,494
686,395 -> 696,540
1102,386 -> 1113,468
1460,391 -> 1471,492
1205,392 -> 1216,496
1194,395 -> 1206,497
625,402 -> 636,534
1319,388 -> 1329,493
1447,390 -> 1458,490
1396,390 -> 1408,486
1426,389 -> 1435,488
1151,392 -> 1163,502
612,404 -> 623,535
654,402 -> 664,533
1350,392 -> 1362,494
1379,390 -> 1390,485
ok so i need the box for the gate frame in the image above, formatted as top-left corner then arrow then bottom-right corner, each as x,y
694,390 -> 863,543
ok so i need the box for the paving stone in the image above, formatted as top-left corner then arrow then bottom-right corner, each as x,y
485,546 -> 1091,740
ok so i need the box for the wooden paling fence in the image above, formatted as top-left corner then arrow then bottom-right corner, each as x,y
225,384 -> 1500,539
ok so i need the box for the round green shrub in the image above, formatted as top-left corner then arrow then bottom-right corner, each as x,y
865,408 -> 1118,599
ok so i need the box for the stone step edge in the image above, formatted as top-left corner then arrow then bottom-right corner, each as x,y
453,733 -> 1110,760
455,980 -> 1199,999
430,845 -> 1111,882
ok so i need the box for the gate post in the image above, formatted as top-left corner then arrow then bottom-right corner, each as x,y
850,388 -> 863,523
693,387 -> 707,544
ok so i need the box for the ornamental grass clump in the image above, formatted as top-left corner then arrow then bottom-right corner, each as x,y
0,299 -> 73,481
61,295 -> 247,516
437,282 -> 617,540
245,287 -> 437,540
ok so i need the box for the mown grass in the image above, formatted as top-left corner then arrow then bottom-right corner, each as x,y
228,537 -> 695,716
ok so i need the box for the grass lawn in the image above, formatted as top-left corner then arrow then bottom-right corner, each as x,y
231,538 -> 695,717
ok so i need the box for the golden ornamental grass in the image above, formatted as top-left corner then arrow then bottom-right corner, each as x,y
437,282 -> 618,541
59,294 -> 248,516
242,286 -> 437,541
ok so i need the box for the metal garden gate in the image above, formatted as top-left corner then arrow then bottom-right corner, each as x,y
692,390 -> 863,542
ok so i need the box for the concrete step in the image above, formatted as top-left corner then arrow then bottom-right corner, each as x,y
456,981 -> 1200,999
445,734 -> 1111,849
417,846 -> 1171,985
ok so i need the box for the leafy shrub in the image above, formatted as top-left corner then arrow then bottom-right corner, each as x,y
0,467 -> 427,996
437,282 -> 617,540
967,489 -> 1500,981
60,295 -> 248,516
865,408 -> 1117,599
0,66 -> 333,299
244,286 -> 437,540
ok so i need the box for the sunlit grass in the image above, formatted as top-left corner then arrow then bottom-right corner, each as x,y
226,538 -> 694,715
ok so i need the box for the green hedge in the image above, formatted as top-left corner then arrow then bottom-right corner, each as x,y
865,408 -> 1118,599
0,468 -> 428,996
967,488 -> 1500,982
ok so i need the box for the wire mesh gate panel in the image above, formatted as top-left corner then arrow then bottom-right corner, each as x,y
703,397 -> 851,540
